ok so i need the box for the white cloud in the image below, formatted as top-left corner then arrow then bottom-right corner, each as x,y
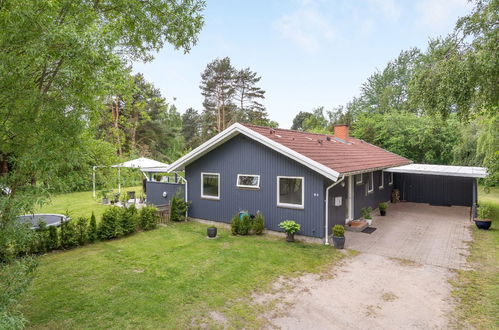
416,0 -> 471,31
274,6 -> 335,53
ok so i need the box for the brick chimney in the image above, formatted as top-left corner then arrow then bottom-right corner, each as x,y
334,124 -> 349,140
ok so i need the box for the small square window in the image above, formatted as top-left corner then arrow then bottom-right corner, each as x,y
237,174 -> 260,189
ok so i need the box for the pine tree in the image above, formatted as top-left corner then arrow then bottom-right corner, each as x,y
200,57 -> 236,134
88,212 -> 98,243
234,68 -> 270,125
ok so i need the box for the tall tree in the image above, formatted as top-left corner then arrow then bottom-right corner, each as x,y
0,0 -> 204,324
181,108 -> 203,150
291,111 -> 313,130
200,57 -> 236,134
234,68 -> 270,125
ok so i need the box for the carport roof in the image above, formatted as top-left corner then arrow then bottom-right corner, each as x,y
385,164 -> 487,178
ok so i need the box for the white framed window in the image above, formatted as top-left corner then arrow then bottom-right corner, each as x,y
201,172 -> 220,200
388,172 -> 393,186
355,173 -> 363,185
236,174 -> 260,189
367,172 -> 374,193
277,176 -> 304,209
379,171 -> 384,190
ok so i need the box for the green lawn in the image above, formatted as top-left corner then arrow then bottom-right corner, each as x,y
22,222 -> 342,329
452,186 -> 499,329
36,186 -> 142,219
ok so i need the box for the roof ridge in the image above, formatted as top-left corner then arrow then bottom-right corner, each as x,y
241,122 -> 341,139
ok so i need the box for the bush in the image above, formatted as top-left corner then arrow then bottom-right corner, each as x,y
121,205 -> 138,235
171,193 -> 190,222
98,207 -> 123,240
139,206 -> 159,231
60,220 -> 78,249
332,225 -> 345,237
239,214 -> 251,235
378,202 -> 388,211
478,205 -> 492,219
33,221 -> 49,253
230,214 -> 240,235
75,217 -> 88,246
0,256 -> 38,330
278,220 -> 300,234
361,207 -> 372,219
47,226 -> 59,251
252,212 -> 265,235
88,212 -> 98,242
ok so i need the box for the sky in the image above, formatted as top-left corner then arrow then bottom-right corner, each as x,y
132,0 -> 473,128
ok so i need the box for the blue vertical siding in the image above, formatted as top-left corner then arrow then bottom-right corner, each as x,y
185,134 -> 326,238
352,171 -> 392,219
146,181 -> 184,206
324,179 -> 348,234
393,173 -> 473,206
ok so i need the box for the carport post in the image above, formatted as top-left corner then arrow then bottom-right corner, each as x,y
472,178 -> 478,218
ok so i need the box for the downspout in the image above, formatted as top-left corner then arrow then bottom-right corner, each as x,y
324,175 -> 345,245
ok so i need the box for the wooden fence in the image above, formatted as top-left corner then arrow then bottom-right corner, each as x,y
156,204 -> 171,224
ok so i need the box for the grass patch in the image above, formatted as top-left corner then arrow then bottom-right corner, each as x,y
22,222 -> 342,329
451,186 -> 499,329
35,186 -> 141,219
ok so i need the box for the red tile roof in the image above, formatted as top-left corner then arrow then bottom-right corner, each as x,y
243,124 -> 411,174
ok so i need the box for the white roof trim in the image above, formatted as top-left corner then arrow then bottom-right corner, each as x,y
385,164 -> 488,178
167,123 -> 340,181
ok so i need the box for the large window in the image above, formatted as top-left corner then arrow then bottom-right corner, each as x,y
277,176 -> 304,209
236,174 -> 260,189
367,172 -> 374,193
201,173 -> 220,200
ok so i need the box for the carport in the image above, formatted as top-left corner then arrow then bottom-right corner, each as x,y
385,164 -> 487,218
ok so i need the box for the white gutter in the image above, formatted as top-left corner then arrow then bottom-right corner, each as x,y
324,175 -> 345,245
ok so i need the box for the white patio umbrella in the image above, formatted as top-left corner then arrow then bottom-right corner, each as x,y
93,157 -> 169,198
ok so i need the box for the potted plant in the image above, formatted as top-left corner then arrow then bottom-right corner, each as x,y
361,207 -> 373,225
474,205 -> 492,230
379,202 -> 388,216
207,226 -> 217,238
278,220 -> 301,242
100,190 -> 109,204
332,225 -> 345,249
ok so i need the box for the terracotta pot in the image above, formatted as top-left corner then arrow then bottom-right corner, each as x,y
286,232 -> 295,242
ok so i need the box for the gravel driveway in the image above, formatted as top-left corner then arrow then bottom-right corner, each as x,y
261,204 -> 471,329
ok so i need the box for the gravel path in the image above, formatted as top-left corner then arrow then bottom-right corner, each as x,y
262,253 -> 457,329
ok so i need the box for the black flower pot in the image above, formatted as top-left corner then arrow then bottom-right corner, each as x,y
474,219 -> 491,230
286,232 -> 295,242
207,227 -> 217,238
380,210 -> 386,216
332,236 -> 345,249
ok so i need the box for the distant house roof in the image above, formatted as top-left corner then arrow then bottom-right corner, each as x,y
243,124 -> 411,175
167,123 -> 411,181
